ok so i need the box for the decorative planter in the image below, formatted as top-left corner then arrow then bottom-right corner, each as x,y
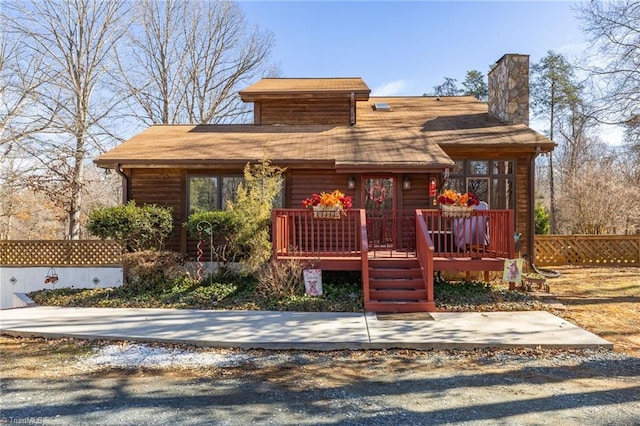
441,204 -> 473,218
313,206 -> 342,219
523,276 -> 549,292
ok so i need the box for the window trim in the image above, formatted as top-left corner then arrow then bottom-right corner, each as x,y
187,174 -> 244,212
448,160 -> 516,209
187,173 -> 285,213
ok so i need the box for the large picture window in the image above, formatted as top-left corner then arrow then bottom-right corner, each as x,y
188,175 -> 284,213
445,160 -> 515,209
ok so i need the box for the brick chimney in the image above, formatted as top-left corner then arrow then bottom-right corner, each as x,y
488,54 -> 529,125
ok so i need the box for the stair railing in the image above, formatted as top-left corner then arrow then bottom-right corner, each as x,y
360,209 -> 370,305
415,210 -> 435,309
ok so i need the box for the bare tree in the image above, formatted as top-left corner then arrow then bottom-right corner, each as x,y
7,0 -> 130,239
557,148 -> 640,235
117,0 -> 276,125
554,98 -> 600,180
1,15 -> 56,238
0,29 -> 53,159
577,1 -> 640,129
577,1 -> 640,215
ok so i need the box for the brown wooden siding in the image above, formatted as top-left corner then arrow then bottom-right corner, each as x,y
401,174 -> 434,211
289,170 -> 356,208
128,168 -> 184,253
289,171 -> 437,212
257,99 -> 352,125
124,159 -> 534,259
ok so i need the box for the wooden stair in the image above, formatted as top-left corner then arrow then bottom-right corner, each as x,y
365,258 -> 434,313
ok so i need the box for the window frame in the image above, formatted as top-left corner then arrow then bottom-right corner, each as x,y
447,160 -> 515,209
187,174 -> 285,213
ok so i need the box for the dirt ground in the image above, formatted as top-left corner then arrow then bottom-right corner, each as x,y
1,340 -> 638,425
540,265 -> 640,358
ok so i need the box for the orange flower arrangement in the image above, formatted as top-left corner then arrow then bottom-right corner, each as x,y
302,190 -> 353,211
437,189 -> 480,207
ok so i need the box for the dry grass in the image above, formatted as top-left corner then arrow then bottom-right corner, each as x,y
545,265 -> 640,357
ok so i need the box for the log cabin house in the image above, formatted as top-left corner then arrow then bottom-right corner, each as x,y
96,54 -> 555,312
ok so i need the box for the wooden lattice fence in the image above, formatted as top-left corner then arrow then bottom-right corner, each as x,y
2,237 -> 638,268
0,240 -> 123,267
535,235 -> 640,266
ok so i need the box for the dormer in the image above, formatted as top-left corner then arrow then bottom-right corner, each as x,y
240,78 -> 371,125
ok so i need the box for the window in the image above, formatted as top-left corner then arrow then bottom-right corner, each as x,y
222,177 -> 244,208
467,177 -> 489,202
188,175 -> 284,213
189,177 -> 219,213
444,160 -> 515,209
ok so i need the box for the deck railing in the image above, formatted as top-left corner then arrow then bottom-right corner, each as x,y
272,209 -> 363,258
419,209 -> 514,259
273,208 -> 515,260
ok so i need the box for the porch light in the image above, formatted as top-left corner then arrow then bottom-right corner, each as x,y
403,176 -> 411,190
347,176 -> 356,189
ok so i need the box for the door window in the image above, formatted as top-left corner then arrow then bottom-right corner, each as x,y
364,178 -> 394,210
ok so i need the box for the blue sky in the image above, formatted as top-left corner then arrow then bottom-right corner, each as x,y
240,1 -> 587,96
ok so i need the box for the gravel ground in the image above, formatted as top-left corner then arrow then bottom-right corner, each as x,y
2,341 -> 639,425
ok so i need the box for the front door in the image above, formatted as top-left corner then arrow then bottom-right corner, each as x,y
364,177 -> 395,249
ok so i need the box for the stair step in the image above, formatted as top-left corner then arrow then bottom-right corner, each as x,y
365,300 -> 436,313
369,268 -> 422,279
365,257 -> 432,313
369,259 -> 420,269
369,278 -> 423,289
370,289 -> 427,300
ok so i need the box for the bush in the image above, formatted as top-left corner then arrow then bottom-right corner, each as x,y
122,250 -> 189,292
255,259 -> 304,298
87,201 -> 174,251
184,210 -> 245,265
535,203 -> 551,235
228,158 -> 286,272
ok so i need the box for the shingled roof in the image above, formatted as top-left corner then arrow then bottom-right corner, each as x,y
95,95 -> 554,170
240,78 -> 371,101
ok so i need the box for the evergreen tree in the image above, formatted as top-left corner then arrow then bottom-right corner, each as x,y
462,70 -> 488,101
530,51 -> 581,234
227,158 -> 285,272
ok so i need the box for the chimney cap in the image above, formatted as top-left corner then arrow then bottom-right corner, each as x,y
490,53 -> 529,69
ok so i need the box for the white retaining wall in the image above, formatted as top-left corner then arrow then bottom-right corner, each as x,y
0,267 -> 123,309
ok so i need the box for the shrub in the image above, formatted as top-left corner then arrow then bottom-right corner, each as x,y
185,210 -> 245,266
87,201 -> 173,251
255,259 -> 304,298
122,250 -> 189,292
535,203 -> 551,235
228,158 -> 286,273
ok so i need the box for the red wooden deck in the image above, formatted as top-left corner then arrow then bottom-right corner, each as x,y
272,208 -> 515,312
